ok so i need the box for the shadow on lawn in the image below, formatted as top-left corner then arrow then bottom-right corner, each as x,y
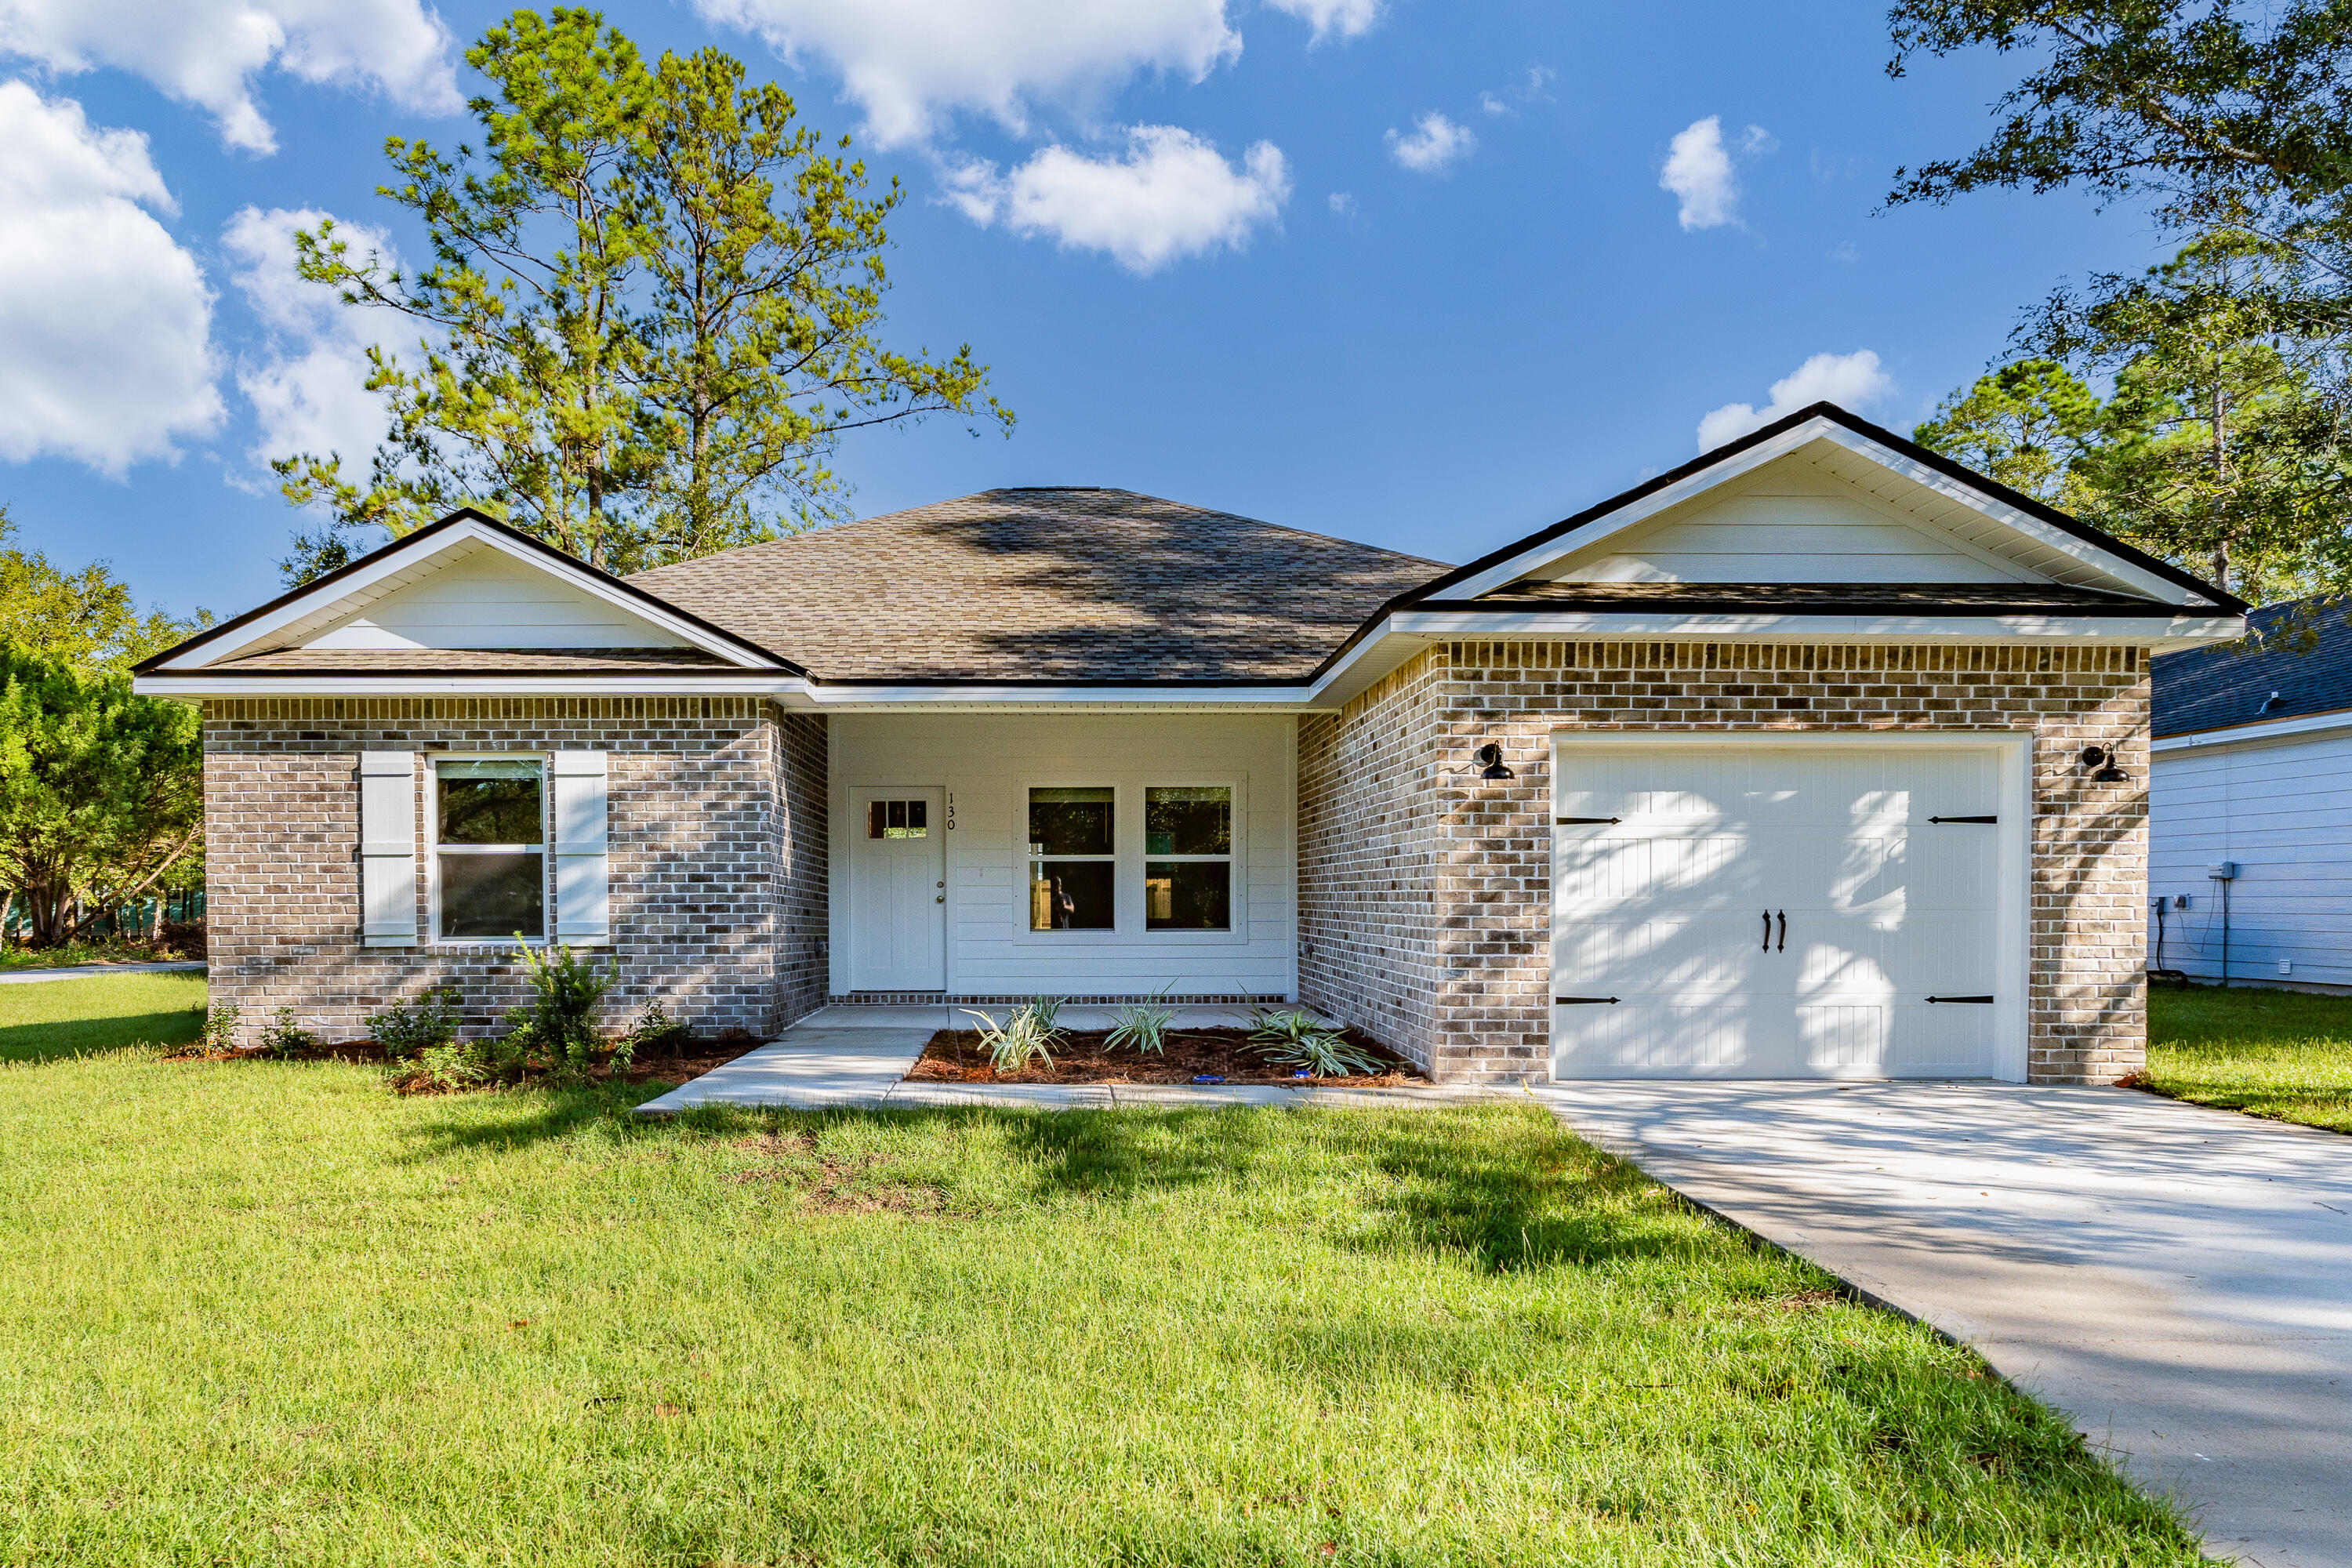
0,1008 -> 205,1065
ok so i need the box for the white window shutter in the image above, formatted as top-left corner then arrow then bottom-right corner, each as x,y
551,752 -> 610,943
358,752 -> 419,946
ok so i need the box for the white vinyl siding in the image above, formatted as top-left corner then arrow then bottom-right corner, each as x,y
551,751 -> 611,943
306,549 -> 687,650
829,715 -> 1297,997
358,750 -> 420,945
2151,727 -> 2352,987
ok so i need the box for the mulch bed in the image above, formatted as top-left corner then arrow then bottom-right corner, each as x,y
165,1035 -> 767,1094
909,1025 -> 1425,1086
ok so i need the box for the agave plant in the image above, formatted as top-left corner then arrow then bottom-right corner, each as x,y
1103,984 -> 1176,1054
1247,1007 -> 1383,1078
961,996 -> 1067,1074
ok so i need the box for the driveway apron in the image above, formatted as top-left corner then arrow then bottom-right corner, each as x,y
1533,1081 -> 2352,1568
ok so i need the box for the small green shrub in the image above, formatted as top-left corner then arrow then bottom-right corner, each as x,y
1103,985 -> 1174,1054
200,1003 -> 241,1053
963,996 -> 1065,1074
622,1002 -> 691,1059
367,987 -> 464,1059
508,936 -> 618,1082
258,1006 -> 316,1058
1247,1007 -> 1382,1078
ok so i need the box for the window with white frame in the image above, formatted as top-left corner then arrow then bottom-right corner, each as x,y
1029,786 -> 1115,930
1145,786 -> 1232,931
434,758 -> 545,940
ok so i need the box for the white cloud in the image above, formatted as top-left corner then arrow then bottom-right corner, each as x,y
693,0 -> 1241,149
0,83 -> 219,475
1661,115 -> 1739,230
1696,350 -> 1893,450
1523,64 -> 1555,100
948,125 -> 1289,274
0,0 -> 460,155
1264,0 -> 1381,42
1386,111 -> 1475,174
1327,191 -> 1354,216
221,205 -> 401,480
1478,90 -> 1508,116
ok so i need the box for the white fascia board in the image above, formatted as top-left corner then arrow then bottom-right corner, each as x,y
1439,419 -> 1841,601
1388,608 -> 2246,644
797,682 -> 1317,710
2154,707 -> 2352,753
162,521 -> 782,670
136,673 -> 813,699
1809,425 -> 2196,604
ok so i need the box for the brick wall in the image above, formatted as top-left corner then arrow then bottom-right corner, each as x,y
1298,641 -> 2150,1085
1297,652 -> 1446,1065
201,696 -> 826,1044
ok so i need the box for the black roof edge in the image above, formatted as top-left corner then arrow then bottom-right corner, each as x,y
1381,401 -> 2250,616
132,508 -> 808,677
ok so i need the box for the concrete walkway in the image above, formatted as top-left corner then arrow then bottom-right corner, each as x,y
1532,1080 -> 2352,1568
632,1004 -> 1511,1115
0,960 -> 205,985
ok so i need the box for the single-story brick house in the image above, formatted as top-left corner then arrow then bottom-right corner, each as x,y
135,402 -> 2245,1083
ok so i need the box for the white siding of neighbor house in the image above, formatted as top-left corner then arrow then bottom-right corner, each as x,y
2151,726 -> 2352,988
307,550 -> 687,649
828,713 -> 1298,998
1550,461 -> 2038,585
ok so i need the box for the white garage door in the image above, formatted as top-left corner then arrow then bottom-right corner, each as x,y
1551,744 -> 2006,1080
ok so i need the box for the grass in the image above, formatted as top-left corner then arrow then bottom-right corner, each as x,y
2146,982 -> 2352,1134
0,970 -> 205,1062
0,981 -> 2198,1565
0,939 -> 195,973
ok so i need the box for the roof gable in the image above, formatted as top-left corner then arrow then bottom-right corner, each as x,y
142,510 -> 793,673
1409,402 -> 2246,612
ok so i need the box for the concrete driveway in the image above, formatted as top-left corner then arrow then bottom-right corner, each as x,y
1531,1081 -> 2352,1568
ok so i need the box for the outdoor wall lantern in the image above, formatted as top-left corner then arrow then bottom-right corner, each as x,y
1475,742 -> 1515,780
2079,745 -> 2129,783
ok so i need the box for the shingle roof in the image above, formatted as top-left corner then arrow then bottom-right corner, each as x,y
211,647 -> 742,675
2154,597 -> 2352,737
1466,581 -> 2175,613
626,488 -> 1447,682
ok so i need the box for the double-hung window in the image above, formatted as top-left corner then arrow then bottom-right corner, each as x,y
1145,786 -> 1232,931
1029,786 -> 1115,931
435,758 -> 545,940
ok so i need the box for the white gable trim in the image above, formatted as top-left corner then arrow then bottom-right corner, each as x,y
155,518 -> 786,671
1436,416 -> 2208,607
2154,707 -> 2352,753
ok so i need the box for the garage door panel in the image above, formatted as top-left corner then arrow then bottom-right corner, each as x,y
1553,1002 -> 1793,1076
1553,743 -> 2008,1081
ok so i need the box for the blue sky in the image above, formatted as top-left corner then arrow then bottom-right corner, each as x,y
0,0 -> 2170,621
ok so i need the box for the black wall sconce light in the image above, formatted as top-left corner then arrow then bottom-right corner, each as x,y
1475,742 -> 1515,780
2079,745 -> 2128,782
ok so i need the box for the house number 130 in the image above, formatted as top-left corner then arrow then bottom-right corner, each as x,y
945,794 -> 955,831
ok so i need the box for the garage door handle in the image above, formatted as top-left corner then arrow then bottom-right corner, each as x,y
1762,909 -> 1771,949
1925,995 -> 1995,1004
1777,909 -> 1786,952
1555,996 -> 1620,1004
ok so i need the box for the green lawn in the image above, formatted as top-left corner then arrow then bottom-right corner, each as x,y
0,981 -> 2198,1565
2147,982 -> 2352,1134
0,971 -> 205,1062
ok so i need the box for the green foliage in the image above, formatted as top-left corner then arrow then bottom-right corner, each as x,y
1247,1007 -> 1384,1077
961,996 -> 1064,1073
0,510 -> 211,674
0,641 -> 205,949
1884,0 -> 2352,238
622,1000 -> 690,1058
1102,985 -> 1174,1054
200,1003 -> 241,1054
507,936 -> 619,1080
366,987 -> 465,1059
1914,357 -> 2105,505
274,8 -> 1009,582
258,1007 -> 317,1059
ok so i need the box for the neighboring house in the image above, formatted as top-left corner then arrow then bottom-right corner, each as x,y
134,402 -> 2245,1083
2151,598 -> 2352,993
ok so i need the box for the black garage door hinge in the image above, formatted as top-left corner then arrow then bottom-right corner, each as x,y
1554,996 -> 1621,1004
1928,815 -> 1998,824
1554,816 -> 1622,825
1924,995 -> 1996,1004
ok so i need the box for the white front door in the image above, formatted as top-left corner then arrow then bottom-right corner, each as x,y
848,786 -> 946,991
1551,745 -> 2005,1080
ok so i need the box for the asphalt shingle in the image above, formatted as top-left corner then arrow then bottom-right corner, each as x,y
2154,597 -> 2352,737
